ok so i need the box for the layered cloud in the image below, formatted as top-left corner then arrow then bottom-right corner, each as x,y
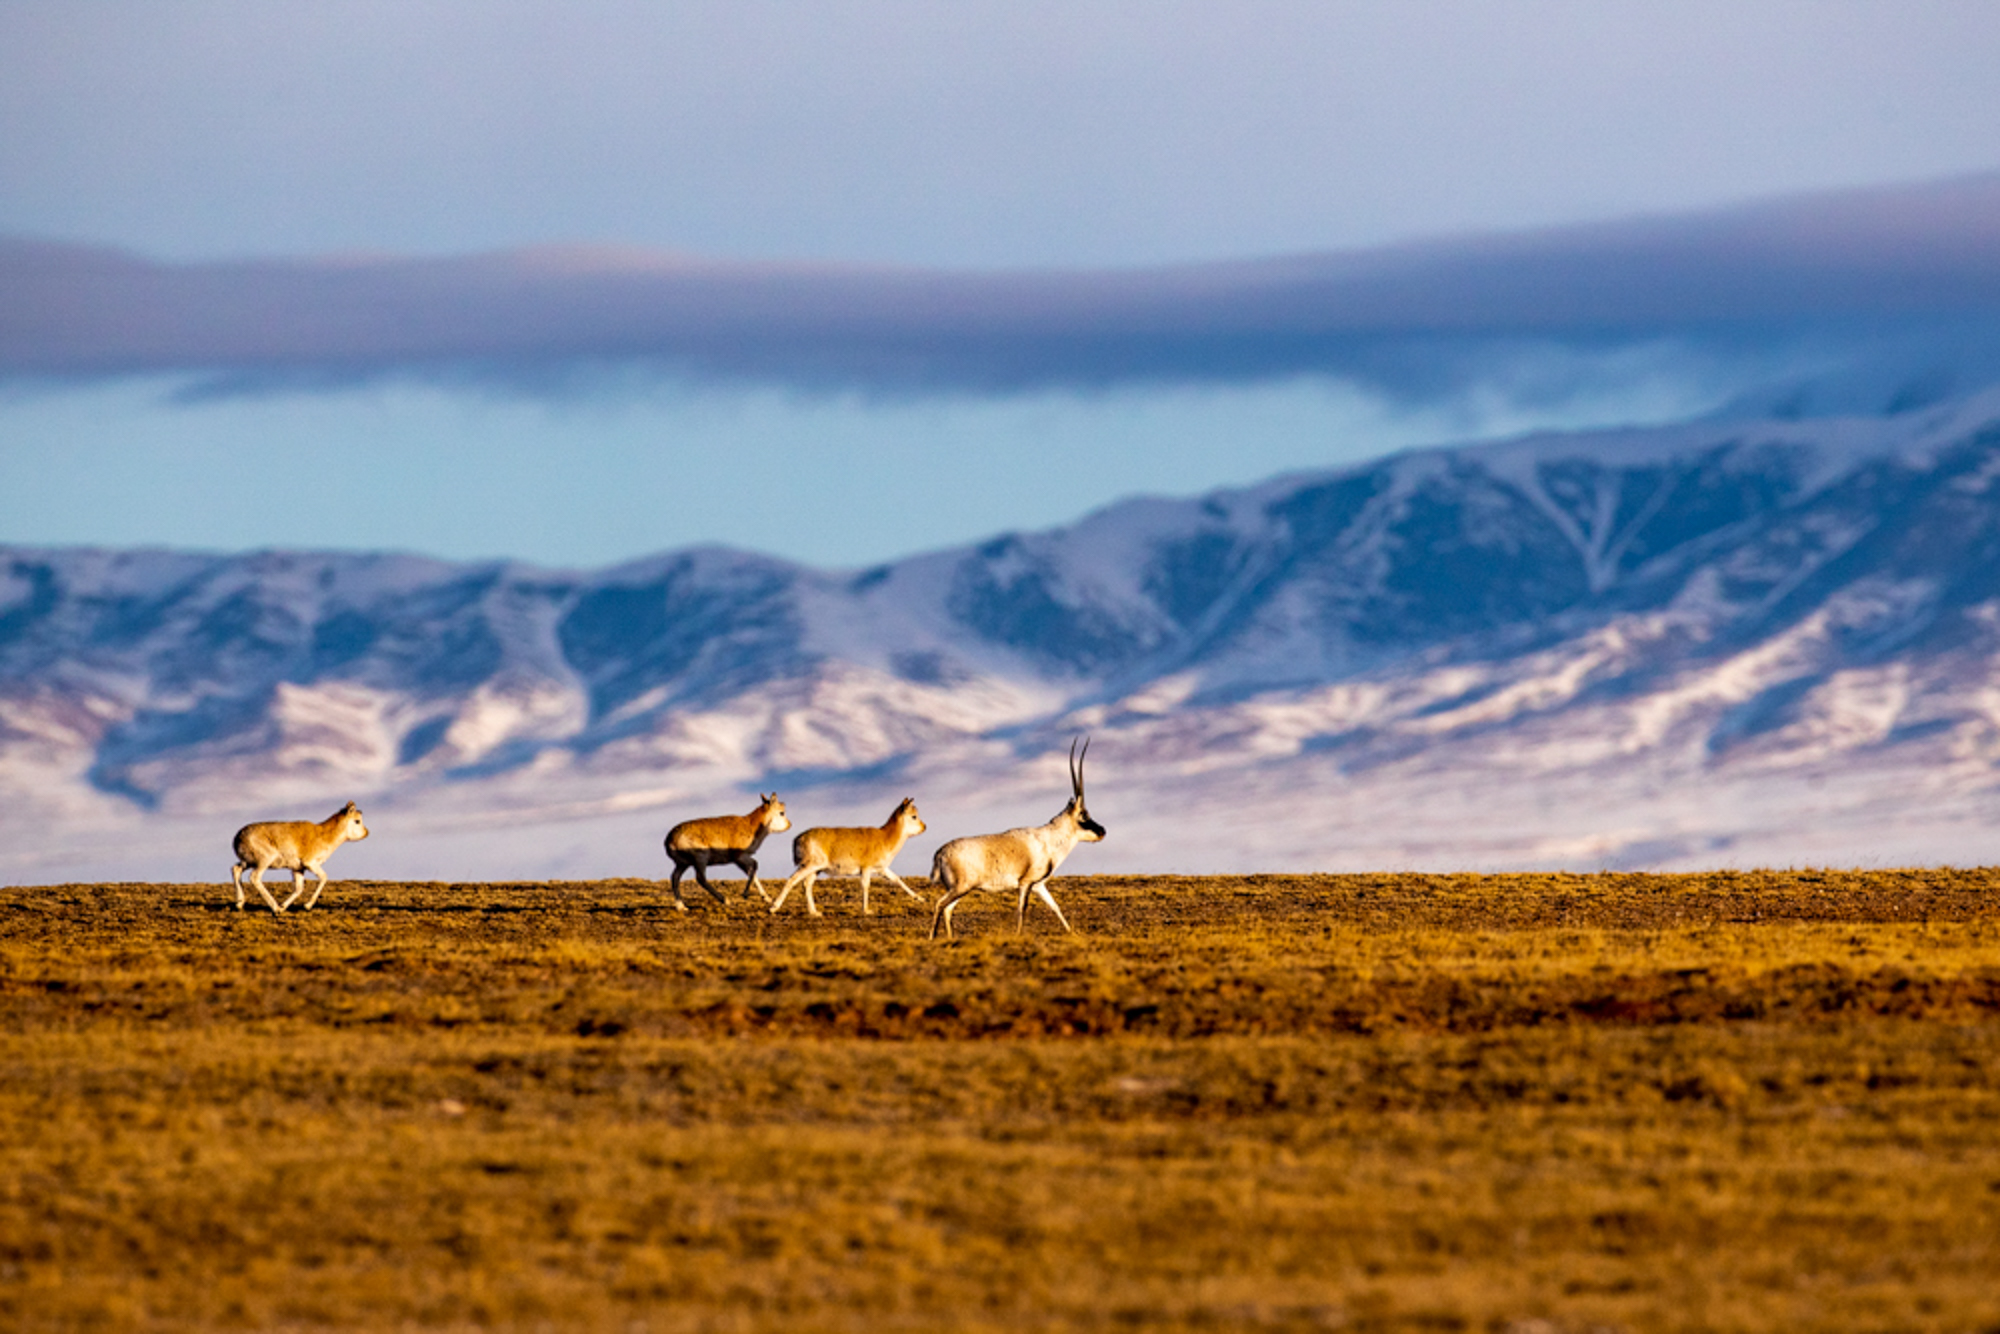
8,174 -> 2000,408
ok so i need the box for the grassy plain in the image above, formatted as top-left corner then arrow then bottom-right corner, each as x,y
3,869 -> 1999,1332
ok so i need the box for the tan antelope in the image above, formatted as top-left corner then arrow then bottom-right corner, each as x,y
230,801 -> 371,915
770,796 -> 927,917
928,738 -> 1105,940
662,793 -> 791,910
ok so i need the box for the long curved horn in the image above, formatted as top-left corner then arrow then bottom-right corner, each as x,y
1070,735 -> 1089,797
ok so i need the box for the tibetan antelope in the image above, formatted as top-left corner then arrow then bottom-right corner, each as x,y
230,801 -> 370,915
662,793 -> 791,910
771,796 -> 927,917
928,738 -> 1105,940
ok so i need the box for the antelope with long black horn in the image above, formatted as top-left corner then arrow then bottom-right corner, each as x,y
927,737 -> 1105,940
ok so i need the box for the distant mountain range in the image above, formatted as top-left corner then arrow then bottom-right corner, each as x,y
10,391 -> 2000,884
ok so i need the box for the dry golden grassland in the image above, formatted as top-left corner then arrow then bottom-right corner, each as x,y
4,869 -> 2000,1332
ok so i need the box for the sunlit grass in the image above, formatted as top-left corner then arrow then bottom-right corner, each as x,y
4,872 -> 1999,1331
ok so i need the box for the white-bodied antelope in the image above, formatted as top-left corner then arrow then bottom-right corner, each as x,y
928,738 -> 1105,940
771,796 -> 927,917
230,801 -> 371,915
662,793 -> 791,911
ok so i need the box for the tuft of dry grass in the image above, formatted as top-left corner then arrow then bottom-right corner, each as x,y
3,871 -> 1999,1331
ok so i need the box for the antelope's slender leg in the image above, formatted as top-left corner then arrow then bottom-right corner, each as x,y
1016,884 -> 1033,932
858,869 -> 872,916
248,862 -> 285,915
740,856 -> 767,904
668,864 -> 692,911
231,865 -> 247,910
880,868 -> 922,901
771,863 -> 815,914
929,887 -> 969,940
303,866 -> 333,909
280,868 -> 311,911
1030,880 -> 1074,934
803,870 -> 821,917
691,859 -> 728,905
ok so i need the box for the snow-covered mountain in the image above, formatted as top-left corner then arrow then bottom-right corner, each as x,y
12,393 -> 2000,884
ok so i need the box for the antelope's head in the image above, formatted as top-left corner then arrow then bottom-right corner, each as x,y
892,796 -> 926,836
1066,737 -> 1106,842
758,793 -> 792,833
335,801 -> 370,843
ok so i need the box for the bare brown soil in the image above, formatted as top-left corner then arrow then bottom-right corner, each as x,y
4,870 -> 1999,1332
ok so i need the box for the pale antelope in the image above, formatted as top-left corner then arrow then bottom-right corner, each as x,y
230,801 -> 371,915
928,738 -> 1105,940
662,793 -> 791,910
771,796 -> 927,917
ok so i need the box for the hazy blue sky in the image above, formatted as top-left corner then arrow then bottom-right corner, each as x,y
6,1 -> 2000,568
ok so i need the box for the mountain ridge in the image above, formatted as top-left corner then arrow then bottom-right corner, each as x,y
9,392 -> 2000,883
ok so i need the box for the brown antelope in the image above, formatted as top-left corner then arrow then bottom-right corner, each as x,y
662,793 -> 791,910
928,738 -> 1105,940
230,801 -> 371,915
770,796 -> 927,917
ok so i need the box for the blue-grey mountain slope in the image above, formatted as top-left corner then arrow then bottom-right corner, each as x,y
10,393 -> 2000,882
